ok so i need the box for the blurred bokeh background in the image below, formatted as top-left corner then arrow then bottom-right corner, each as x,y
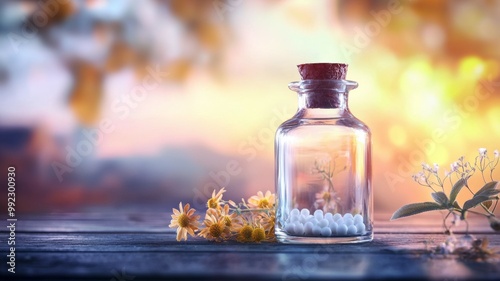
0,0 -> 499,215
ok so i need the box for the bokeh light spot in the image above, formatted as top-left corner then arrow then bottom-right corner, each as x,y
388,125 -> 407,147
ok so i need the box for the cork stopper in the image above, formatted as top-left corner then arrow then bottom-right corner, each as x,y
297,63 -> 348,80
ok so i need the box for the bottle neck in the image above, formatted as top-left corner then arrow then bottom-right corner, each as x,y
289,79 -> 357,117
298,91 -> 349,110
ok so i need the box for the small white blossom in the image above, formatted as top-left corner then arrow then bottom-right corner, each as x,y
444,170 -> 451,177
433,163 -> 439,173
422,163 -> 431,171
413,171 -> 425,182
450,162 -> 459,172
495,150 -> 499,158
479,148 -> 487,157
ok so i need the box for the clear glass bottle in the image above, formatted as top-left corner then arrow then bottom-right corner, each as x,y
275,63 -> 372,244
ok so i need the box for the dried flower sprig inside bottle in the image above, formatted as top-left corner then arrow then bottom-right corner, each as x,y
169,188 -> 276,242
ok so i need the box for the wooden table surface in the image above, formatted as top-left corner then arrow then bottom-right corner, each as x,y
1,211 -> 499,281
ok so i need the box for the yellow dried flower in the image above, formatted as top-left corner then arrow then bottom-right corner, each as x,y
259,210 -> 276,240
221,204 -> 237,227
207,187 -> 226,210
252,225 -> 266,243
248,191 -> 275,209
198,212 -> 230,242
207,204 -> 236,228
169,202 -> 200,241
237,224 -> 254,242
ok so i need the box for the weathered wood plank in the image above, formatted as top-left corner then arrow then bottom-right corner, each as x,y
1,212 -> 498,280
0,233 -> 498,253
1,250 -> 499,280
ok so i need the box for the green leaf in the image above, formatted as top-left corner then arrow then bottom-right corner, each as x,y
431,192 -> 449,206
474,181 -> 500,197
449,178 -> 467,205
475,181 -> 498,197
391,202 -> 446,220
478,189 -> 500,197
463,195 -> 491,210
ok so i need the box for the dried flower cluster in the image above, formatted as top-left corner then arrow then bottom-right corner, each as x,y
169,188 -> 276,242
392,148 -> 500,260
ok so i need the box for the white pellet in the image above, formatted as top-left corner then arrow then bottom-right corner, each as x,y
309,218 -> 319,226
329,221 -> 338,234
314,210 -> 324,221
353,214 -> 363,224
290,208 -> 300,217
318,219 -> 329,228
290,215 -> 300,223
336,218 -> 345,226
347,225 -> 358,235
321,227 -> 332,237
333,213 -> 342,221
312,225 -> 322,236
304,222 -> 314,236
300,209 -> 310,217
285,223 -> 294,234
344,218 -> 354,226
326,216 -> 335,225
300,215 -> 313,224
294,223 -> 304,235
324,212 -> 333,221
355,222 -> 366,234
337,224 -> 348,235
343,213 -> 354,220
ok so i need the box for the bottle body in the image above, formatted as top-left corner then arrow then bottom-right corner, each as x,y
275,79 -> 372,244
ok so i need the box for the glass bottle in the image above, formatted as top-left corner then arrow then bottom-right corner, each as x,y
275,63 -> 372,244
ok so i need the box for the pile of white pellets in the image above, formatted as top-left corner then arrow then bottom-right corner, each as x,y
283,209 -> 366,237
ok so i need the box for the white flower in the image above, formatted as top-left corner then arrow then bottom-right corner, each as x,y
422,163 -> 431,171
479,148 -> 487,157
444,170 -> 451,177
495,150 -> 499,158
450,162 -> 458,172
433,163 -> 439,173
412,172 -> 425,182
